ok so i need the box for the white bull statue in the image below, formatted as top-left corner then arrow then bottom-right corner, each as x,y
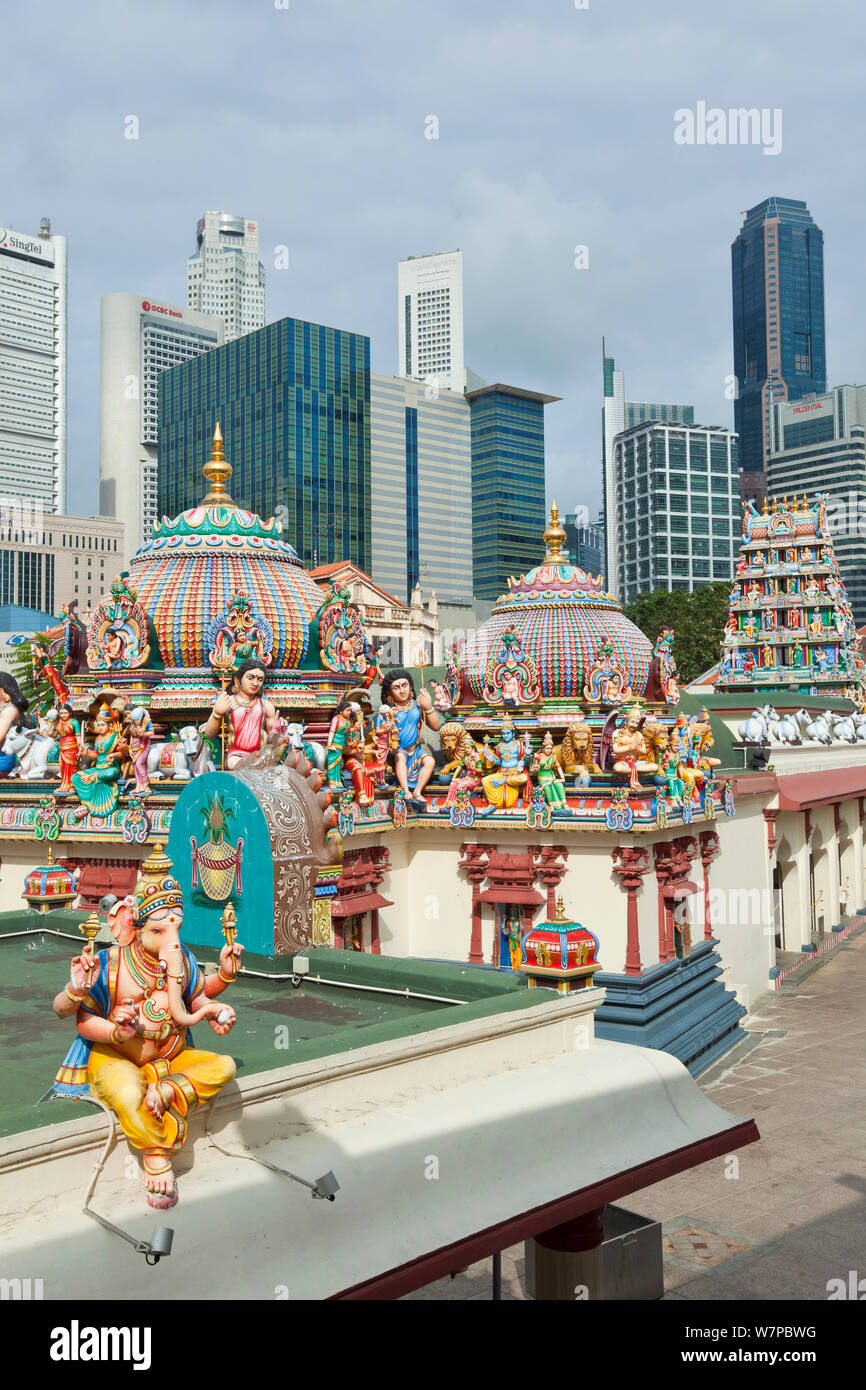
284,721 -> 327,772
2,722 -> 59,778
737,705 -> 777,744
146,726 -> 215,782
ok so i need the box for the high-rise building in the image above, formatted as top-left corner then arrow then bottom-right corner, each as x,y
467,383 -> 558,602
186,211 -> 265,343
613,421 -> 739,604
768,386 -> 866,623
601,348 -> 694,598
397,251 -> 464,394
158,316 -> 372,572
563,512 -> 605,582
370,374 -> 472,606
0,219 -> 67,512
0,509 -> 123,633
731,197 -> 826,498
99,294 -> 223,565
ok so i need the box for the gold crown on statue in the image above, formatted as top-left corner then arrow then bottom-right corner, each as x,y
132,846 -> 184,924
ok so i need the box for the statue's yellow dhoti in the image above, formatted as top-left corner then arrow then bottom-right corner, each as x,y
87,1043 -> 236,1155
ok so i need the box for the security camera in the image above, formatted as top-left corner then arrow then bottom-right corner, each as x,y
144,1226 -> 174,1265
312,1171 -> 340,1202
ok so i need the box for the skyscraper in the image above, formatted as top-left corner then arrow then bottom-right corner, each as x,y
601,348 -> 694,598
370,374 -> 472,606
614,421 -> 739,604
100,294 -> 223,565
397,250 -> 464,394
731,197 -> 826,498
186,211 -> 265,342
158,316 -> 371,573
467,383 -> 558,602
0,219 -> 67,512
768,386 -> 866,623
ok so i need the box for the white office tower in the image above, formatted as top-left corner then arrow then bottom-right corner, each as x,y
370,374 -> 472,606
397,250 -> 465,394
0,220 -> 67,512
186,212 -> 265,342
99,294 -> 223,565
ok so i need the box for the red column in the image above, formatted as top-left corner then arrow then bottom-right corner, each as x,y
370,908 -> 381,955
534,845 -> 568,917
458,845 -> 490,965
699,830 -> 720,942
611,846 -> 650,976
333,919 -> 344,950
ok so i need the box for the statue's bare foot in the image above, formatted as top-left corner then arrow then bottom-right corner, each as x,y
143,1153 -> 178,1209
143,1081 -> 173,1120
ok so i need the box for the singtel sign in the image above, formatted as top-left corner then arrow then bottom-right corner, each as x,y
0,227 -> 55,264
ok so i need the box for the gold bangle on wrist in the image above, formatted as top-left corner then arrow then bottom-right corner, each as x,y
217,968 -> 234,984
65,984 -> 86,1003
111,1024 -> 122,1043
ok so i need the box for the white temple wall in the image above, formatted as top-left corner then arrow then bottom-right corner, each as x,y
705,799 -> 775,1011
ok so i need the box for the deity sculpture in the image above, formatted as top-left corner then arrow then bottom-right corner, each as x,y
742,613 -> 757,641
530,731 -> 569,812
479,717 -> 531,810
52,848 -> 240,1209
583,641 -> 633,705
203,658 -> 279,770
440,723 -> 484,807
207,590 -> 273,671
481,626 -> 541,707
85,576 -> 150,671
611,704 -> 660,789
126,707 -> 155,796
808,609 -> 823,636
375,669 -> 441,814
49,702 -> 81,797
326,698 -> 378,806
69,702 -> 127,821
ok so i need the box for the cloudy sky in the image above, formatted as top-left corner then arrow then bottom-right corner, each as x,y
4,0 -> 864,524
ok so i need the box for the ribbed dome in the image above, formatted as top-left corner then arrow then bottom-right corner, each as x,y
126,428 -> 323,670
461,507 -> 652,701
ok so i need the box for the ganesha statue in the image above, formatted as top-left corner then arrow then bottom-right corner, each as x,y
52,847 -> 241,1210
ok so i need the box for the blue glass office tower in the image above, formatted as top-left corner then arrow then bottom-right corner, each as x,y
731,197 -> 825,495
158,317 -> 371,571
466,384 -> 559,601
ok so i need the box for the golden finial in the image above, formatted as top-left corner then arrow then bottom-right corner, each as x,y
772,497 -> 779,514
782,495 -> 788,511
542,501 -> 567,562
802,493 -> 808,512
762,497 -> 769,515
201,423 -> 236,508
555,894 -> 567,922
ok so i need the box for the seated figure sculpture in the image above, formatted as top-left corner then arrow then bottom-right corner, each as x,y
52,847 -> 241,1209
611,703 -> 660,790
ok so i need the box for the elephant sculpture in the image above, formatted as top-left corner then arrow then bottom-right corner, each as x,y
146,726 -> 215,782
52,847 -> 241,1210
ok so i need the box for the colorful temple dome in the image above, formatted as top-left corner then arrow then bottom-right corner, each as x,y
22,846 -> 78,913
127,427 -> 324,670
461,505 -> 653,701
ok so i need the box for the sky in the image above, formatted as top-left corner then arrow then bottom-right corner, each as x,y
4,0 -> 866,525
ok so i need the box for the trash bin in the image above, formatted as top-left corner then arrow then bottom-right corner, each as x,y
525,1204 -> 663,1300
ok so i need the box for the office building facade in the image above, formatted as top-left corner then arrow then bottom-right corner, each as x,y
563,512 -> 605,582
186,211 -> 265,343
732,197 -> 826,497
601,348 -> 694,598
0,508 -> 123,631
370,374 -> 472,606
768,385 -> 866,624
467,384 -> 558,602
614,421 -> 740,604
397,250 -> 465,394
0,220 -> 67,512
100,294 -> 223,565
159,316 -> 372,572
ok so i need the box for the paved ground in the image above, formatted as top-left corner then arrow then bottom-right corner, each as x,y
407,931 -> 866,1300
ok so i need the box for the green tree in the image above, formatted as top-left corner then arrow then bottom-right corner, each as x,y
624,582 -> 730,685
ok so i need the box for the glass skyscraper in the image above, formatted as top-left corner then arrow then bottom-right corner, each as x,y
467,384 -> 558,601
731,197 -> 826,495
158,317 -> 371,572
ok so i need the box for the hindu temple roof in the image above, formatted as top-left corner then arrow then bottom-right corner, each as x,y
126,426 -> 324,670
460,503 -> 653,701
